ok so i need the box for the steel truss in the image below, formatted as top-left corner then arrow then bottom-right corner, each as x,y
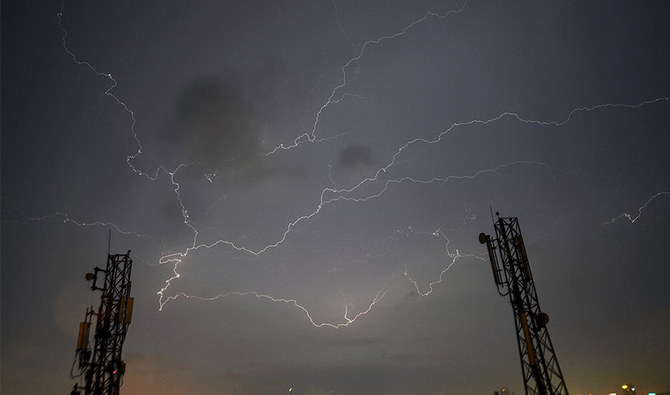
72,251 -> 134,395
480,216 -> 568,395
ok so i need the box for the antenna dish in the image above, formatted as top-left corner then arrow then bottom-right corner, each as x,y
478,233 -> 488,244
536,312 -> 550,327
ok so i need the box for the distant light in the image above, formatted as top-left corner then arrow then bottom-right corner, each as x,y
648,393 -> 656,395
609,393 -> 616,395
623,385 -> 629,389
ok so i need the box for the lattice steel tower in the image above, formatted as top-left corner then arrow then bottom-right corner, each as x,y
479,216 -> 568,395
71,251 -> 134,395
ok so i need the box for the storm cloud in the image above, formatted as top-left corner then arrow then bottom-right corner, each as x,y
165,77 -> 264,178
3,2 -> 670,395
337,144 -> 373,171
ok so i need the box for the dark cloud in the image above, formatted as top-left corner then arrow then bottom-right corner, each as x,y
4,1 -> 670,394
162,61 -> 312,186
165,77 -> 264,177
330,144 -> 376,188
337,144 -> 373,171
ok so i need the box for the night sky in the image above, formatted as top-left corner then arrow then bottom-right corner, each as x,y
2,1 -> 670,394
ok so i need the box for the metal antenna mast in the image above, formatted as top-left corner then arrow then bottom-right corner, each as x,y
71,251 -> 134,395
479,215 -> 568,395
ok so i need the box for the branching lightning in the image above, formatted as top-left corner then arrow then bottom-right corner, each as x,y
401,228 -> 487,297
57,3 -> 146,180
50,1 -> 670,329
57,1 -> 204,232
604,191 -> 670,224
160,288 -> 388,328
262,1 -> 469,156
12,209 -> 156,240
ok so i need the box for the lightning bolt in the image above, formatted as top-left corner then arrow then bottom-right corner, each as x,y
57,2 -> 148,180
155,95 -> 670,320
57,1 -> 203,232
262,1 -> 470,156
604,191 -> 670,224
331,0 -> 356,51
401,228 -> 487,297
11,209 -> 156,241
158,289 -> 388,328
53,1 -> 670,329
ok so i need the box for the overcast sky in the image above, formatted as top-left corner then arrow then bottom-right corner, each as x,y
2,1 -> 670,394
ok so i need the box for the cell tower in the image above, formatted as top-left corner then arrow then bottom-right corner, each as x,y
71,251 -> 134,395
479,215 -> 568,395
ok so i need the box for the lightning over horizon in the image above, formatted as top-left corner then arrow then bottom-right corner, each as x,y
41,1 -> 670,330
5,1 -> 670,393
